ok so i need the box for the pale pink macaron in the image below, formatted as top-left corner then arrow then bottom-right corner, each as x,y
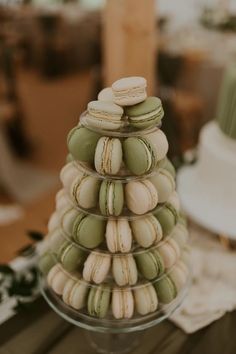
112,255 -> 138,286
131,215 -> 163,248
83,252 -> 111,284
112,288 -> 134,319
63,278 -> 88,309
125,180 -> 158,215
133,283 -> 158,315
47,264 -> 69,295
169,261 -> 189,292
105,219 -> 132,253
158,238 -> 180,269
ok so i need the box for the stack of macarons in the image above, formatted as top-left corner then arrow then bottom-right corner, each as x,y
39,76 -> 190,323
67,77 -> 169,177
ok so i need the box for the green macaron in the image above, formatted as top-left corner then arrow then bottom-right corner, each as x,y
135,249 -> 164,280
58,241 -> 86,272
154,203 -> 178,236
73,213 -> 106,249
125,97 -> 164,129
67,126 -> 100,164
154,275 -> 177,304
38,252 -> 57,275
66,153 -> 74,163
123,136 -> 157,175
158,157 -> 176,179
99,180 -> 124,216
87,285 -> 111,318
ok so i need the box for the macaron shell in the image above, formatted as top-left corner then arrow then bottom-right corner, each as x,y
158,239 -> 180,269
105,219 -> 132,253
125,180 -> 158,215
169,263 -> 188,292
134,284 -> 158,315
135,249 -> 164,280
95,137 -> 122,175
155,276 -> 177,304
72,176 -> 100,209
83,253 -> 111,284
48,267 -> 69,295
55,189 -> 69,211
125,97 -> 164,129
98,87 -> 114,102
112,77 -> 147,106
88,286 -> 111,318
112,289 -> 134,319
145,130 -> 169,161
154,204 -> 178,236
69,281 -> 88,310
60,243 -> 86,272
39,252 -> 57,275
62,278 -> 76,305
123,137 -> 152,175
99,181 -> 124,216
149,169 -> 175,203
158,157 -> 176,178
131,215 -> 163,248
47,228 -> 65,251
88,100 -> 123,120
67,127 -> 100,163
112,255 -> 138,286
74,215 -> 105,249
61,208 -> 78,235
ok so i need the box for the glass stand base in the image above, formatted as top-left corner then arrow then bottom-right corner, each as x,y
86,331 -> 142,354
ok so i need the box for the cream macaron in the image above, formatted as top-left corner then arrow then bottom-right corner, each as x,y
158,238 -> 180,269
86,101 -> 124,131
63,278 -> 88,309
112,255 -> 138,286
130,215 -> 163,248
167,191 -> 180,212
112,288 -> 134,319
94,137 -> 123,175
83,252 -> 111,284
98,87 -> 114,102
106,219 -> 132,253
60,162 -> 81,192
149,169 -> 175,203
134,283 -> 158,315
71,175 -> 100,209
47,264 -> 69,295
112,77 -> 147,106
125,180 -> 158,215
55,189 -> 70,211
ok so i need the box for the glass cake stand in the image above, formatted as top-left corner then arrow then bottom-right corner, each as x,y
39,274 -> 190,354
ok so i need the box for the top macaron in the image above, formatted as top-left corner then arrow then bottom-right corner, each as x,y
112,76 -> 147,106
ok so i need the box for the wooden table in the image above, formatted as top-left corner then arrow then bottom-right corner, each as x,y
0,296 -> 235,354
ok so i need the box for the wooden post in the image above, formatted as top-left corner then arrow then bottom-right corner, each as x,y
103,0 -> 157,95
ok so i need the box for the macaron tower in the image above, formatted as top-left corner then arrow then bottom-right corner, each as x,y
39,77 -> 190,332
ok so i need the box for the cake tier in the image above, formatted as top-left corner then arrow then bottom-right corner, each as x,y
178,121 -> 236,238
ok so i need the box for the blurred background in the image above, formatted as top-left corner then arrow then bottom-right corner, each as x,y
0,0 -> 236,260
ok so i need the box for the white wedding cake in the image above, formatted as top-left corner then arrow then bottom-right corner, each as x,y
177,65 -> 236,239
